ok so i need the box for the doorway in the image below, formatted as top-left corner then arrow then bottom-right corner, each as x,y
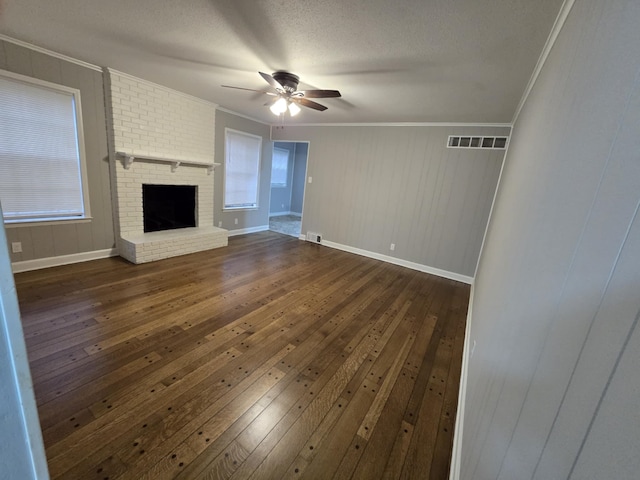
269,141 -> 308,238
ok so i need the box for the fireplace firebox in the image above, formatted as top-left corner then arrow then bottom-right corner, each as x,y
142,184 -> 196,233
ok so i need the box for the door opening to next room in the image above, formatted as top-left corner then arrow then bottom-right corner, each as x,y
269,141 -> 308,238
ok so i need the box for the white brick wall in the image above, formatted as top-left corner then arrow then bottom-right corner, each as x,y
104,68 -> 226,263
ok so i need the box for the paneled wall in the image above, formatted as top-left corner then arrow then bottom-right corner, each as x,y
1,39 -> 114,263
272,125 -> 508,278
291,143 -> 308,215
459,0 -> 640,478
214,110 -> 272,232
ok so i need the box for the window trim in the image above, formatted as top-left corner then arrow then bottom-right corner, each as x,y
0,69 -> 91,224
223,128 -> 263,211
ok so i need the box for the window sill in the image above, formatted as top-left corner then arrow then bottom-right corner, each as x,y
4,217 -> 93,228
222,207 -> 258,212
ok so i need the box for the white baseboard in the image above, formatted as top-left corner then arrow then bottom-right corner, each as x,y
227,225 -> 270,237
269,211 -> 302,218
318,239 -> 473,284
11,248 -> 118,273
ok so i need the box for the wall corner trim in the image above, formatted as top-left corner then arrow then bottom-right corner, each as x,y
11,248 -> 118,273
448,283 -> 475,480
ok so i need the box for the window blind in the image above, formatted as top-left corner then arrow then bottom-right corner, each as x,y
271,147 -> 289,187
224,129 -> 262,209
0,73 -> 86,222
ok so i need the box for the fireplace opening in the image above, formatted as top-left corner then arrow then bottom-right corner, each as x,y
142,184 -> 196,233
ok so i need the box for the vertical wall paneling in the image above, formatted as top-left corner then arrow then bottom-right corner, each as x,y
1,39 -> 114,265
271,125 -> 508,278
290,143 -> 308,215
458,0 -> 640,478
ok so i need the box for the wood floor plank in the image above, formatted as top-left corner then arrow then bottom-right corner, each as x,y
13,231 -> 470,479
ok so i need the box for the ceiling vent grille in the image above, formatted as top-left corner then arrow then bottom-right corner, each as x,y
447,136 -> 508,149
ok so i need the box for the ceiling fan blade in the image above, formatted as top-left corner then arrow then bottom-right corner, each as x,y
221,85 -> 277,96
292,97 -> 328,112
297,90 -> 341,98
259,72 -> 285,92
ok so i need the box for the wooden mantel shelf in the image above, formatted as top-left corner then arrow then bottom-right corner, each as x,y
116,151 -> 221,174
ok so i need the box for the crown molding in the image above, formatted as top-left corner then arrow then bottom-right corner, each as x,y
512,0 -> 576,125
0,34 -> 102,72
271,122 -> 512,128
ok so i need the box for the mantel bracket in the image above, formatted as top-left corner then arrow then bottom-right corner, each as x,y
122,155 -> 135,170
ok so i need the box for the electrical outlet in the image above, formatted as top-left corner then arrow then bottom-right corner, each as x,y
218,221 -> 222,227
234,218 -> 238,225
390,243 -> 395,251
471,340 -> 477,358
12,242 -> 22,253
308,176 -> 313,184
281,203 -> 285,209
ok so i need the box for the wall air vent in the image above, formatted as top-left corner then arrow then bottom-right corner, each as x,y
447,136 -> 509,150
306,231 -> 322,244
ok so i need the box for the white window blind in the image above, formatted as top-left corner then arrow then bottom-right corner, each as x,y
224,129 -> 262,209
271,147 -> 289,187
0,71 -> 89,223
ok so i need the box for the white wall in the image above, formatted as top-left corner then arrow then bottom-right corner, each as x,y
0,203 -> 49,479
458,0 -> 640,478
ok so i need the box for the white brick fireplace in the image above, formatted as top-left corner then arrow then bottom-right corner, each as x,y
104,68 -> 227,264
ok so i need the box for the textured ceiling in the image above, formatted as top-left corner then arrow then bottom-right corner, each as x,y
0,0 -> 564,124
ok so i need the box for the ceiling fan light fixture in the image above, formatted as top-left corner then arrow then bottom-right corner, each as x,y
270,97 -> 288,115
288,102 -> 301,117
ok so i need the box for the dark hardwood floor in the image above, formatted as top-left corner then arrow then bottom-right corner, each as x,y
14,232 -> 470,479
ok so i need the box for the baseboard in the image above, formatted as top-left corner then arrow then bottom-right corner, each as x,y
319,239 -> 473,284
11,248 -> 118,273
227,225 -> 270,237
449,284 -> 475,480
269,211 -> 302,218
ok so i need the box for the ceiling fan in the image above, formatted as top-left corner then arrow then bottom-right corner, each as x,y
222,71 -> 341,116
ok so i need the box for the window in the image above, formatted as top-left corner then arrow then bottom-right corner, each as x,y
224,128 -> 262,209
271,147 -> 289,187
0,70 -> 90,224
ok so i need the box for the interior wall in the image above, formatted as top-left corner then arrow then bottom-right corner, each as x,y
460,0 -> 640,478
269,142 -> 296,215
290,143 -> 308,215
214,110 -> 272,232
271,125 -> 508,278
0,204 -> 49,480
0,39 -> 114,263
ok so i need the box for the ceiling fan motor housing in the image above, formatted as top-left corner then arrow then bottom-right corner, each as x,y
272,71 -> 300,93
